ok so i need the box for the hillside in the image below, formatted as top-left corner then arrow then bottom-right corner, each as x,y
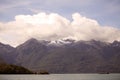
15,39 -> 120,73
0,63 -> 33,74
0,38 -> 120,73
0,42 -> 16,64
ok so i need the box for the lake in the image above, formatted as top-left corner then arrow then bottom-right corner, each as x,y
0,74 -> 120,80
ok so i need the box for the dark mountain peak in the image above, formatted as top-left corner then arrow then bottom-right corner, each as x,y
17,38 -> 40,49
18,38 -> 51,47
0,42 -> 15,51
62,38 -> 75,43
0,42 -> 4,45
25,38 -> 38,44
112,40 -> 120,44
0,42 -> 11,47
111,40 -> 120,47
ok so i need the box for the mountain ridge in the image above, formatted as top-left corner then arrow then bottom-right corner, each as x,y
0,38 -> 120,73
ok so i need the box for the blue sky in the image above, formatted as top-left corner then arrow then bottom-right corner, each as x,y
0,0 -> 120,28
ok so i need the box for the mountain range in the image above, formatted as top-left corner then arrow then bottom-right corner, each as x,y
0,38 -> 120,73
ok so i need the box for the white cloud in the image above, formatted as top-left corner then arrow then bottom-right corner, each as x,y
0,12 -> 120,47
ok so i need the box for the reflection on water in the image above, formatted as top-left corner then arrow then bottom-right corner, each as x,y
0,74 -> 120,80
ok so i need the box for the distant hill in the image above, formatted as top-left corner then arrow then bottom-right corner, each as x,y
0,38 -> 120,73
0,63 -> 33,74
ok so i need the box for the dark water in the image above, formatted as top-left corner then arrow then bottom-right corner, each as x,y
0,74 -> 120,80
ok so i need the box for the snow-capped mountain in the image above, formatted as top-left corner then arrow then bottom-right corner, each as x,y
0,38 -> 120,73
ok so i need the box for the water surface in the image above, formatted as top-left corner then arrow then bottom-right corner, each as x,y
0,74 -> 120,80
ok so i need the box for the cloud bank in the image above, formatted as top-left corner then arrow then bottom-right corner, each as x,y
0,12 -> 120,47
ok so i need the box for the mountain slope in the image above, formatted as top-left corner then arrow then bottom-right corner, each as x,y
0,42 -> 16,64
15,38 -> 50,67
14,39 -> 120,73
